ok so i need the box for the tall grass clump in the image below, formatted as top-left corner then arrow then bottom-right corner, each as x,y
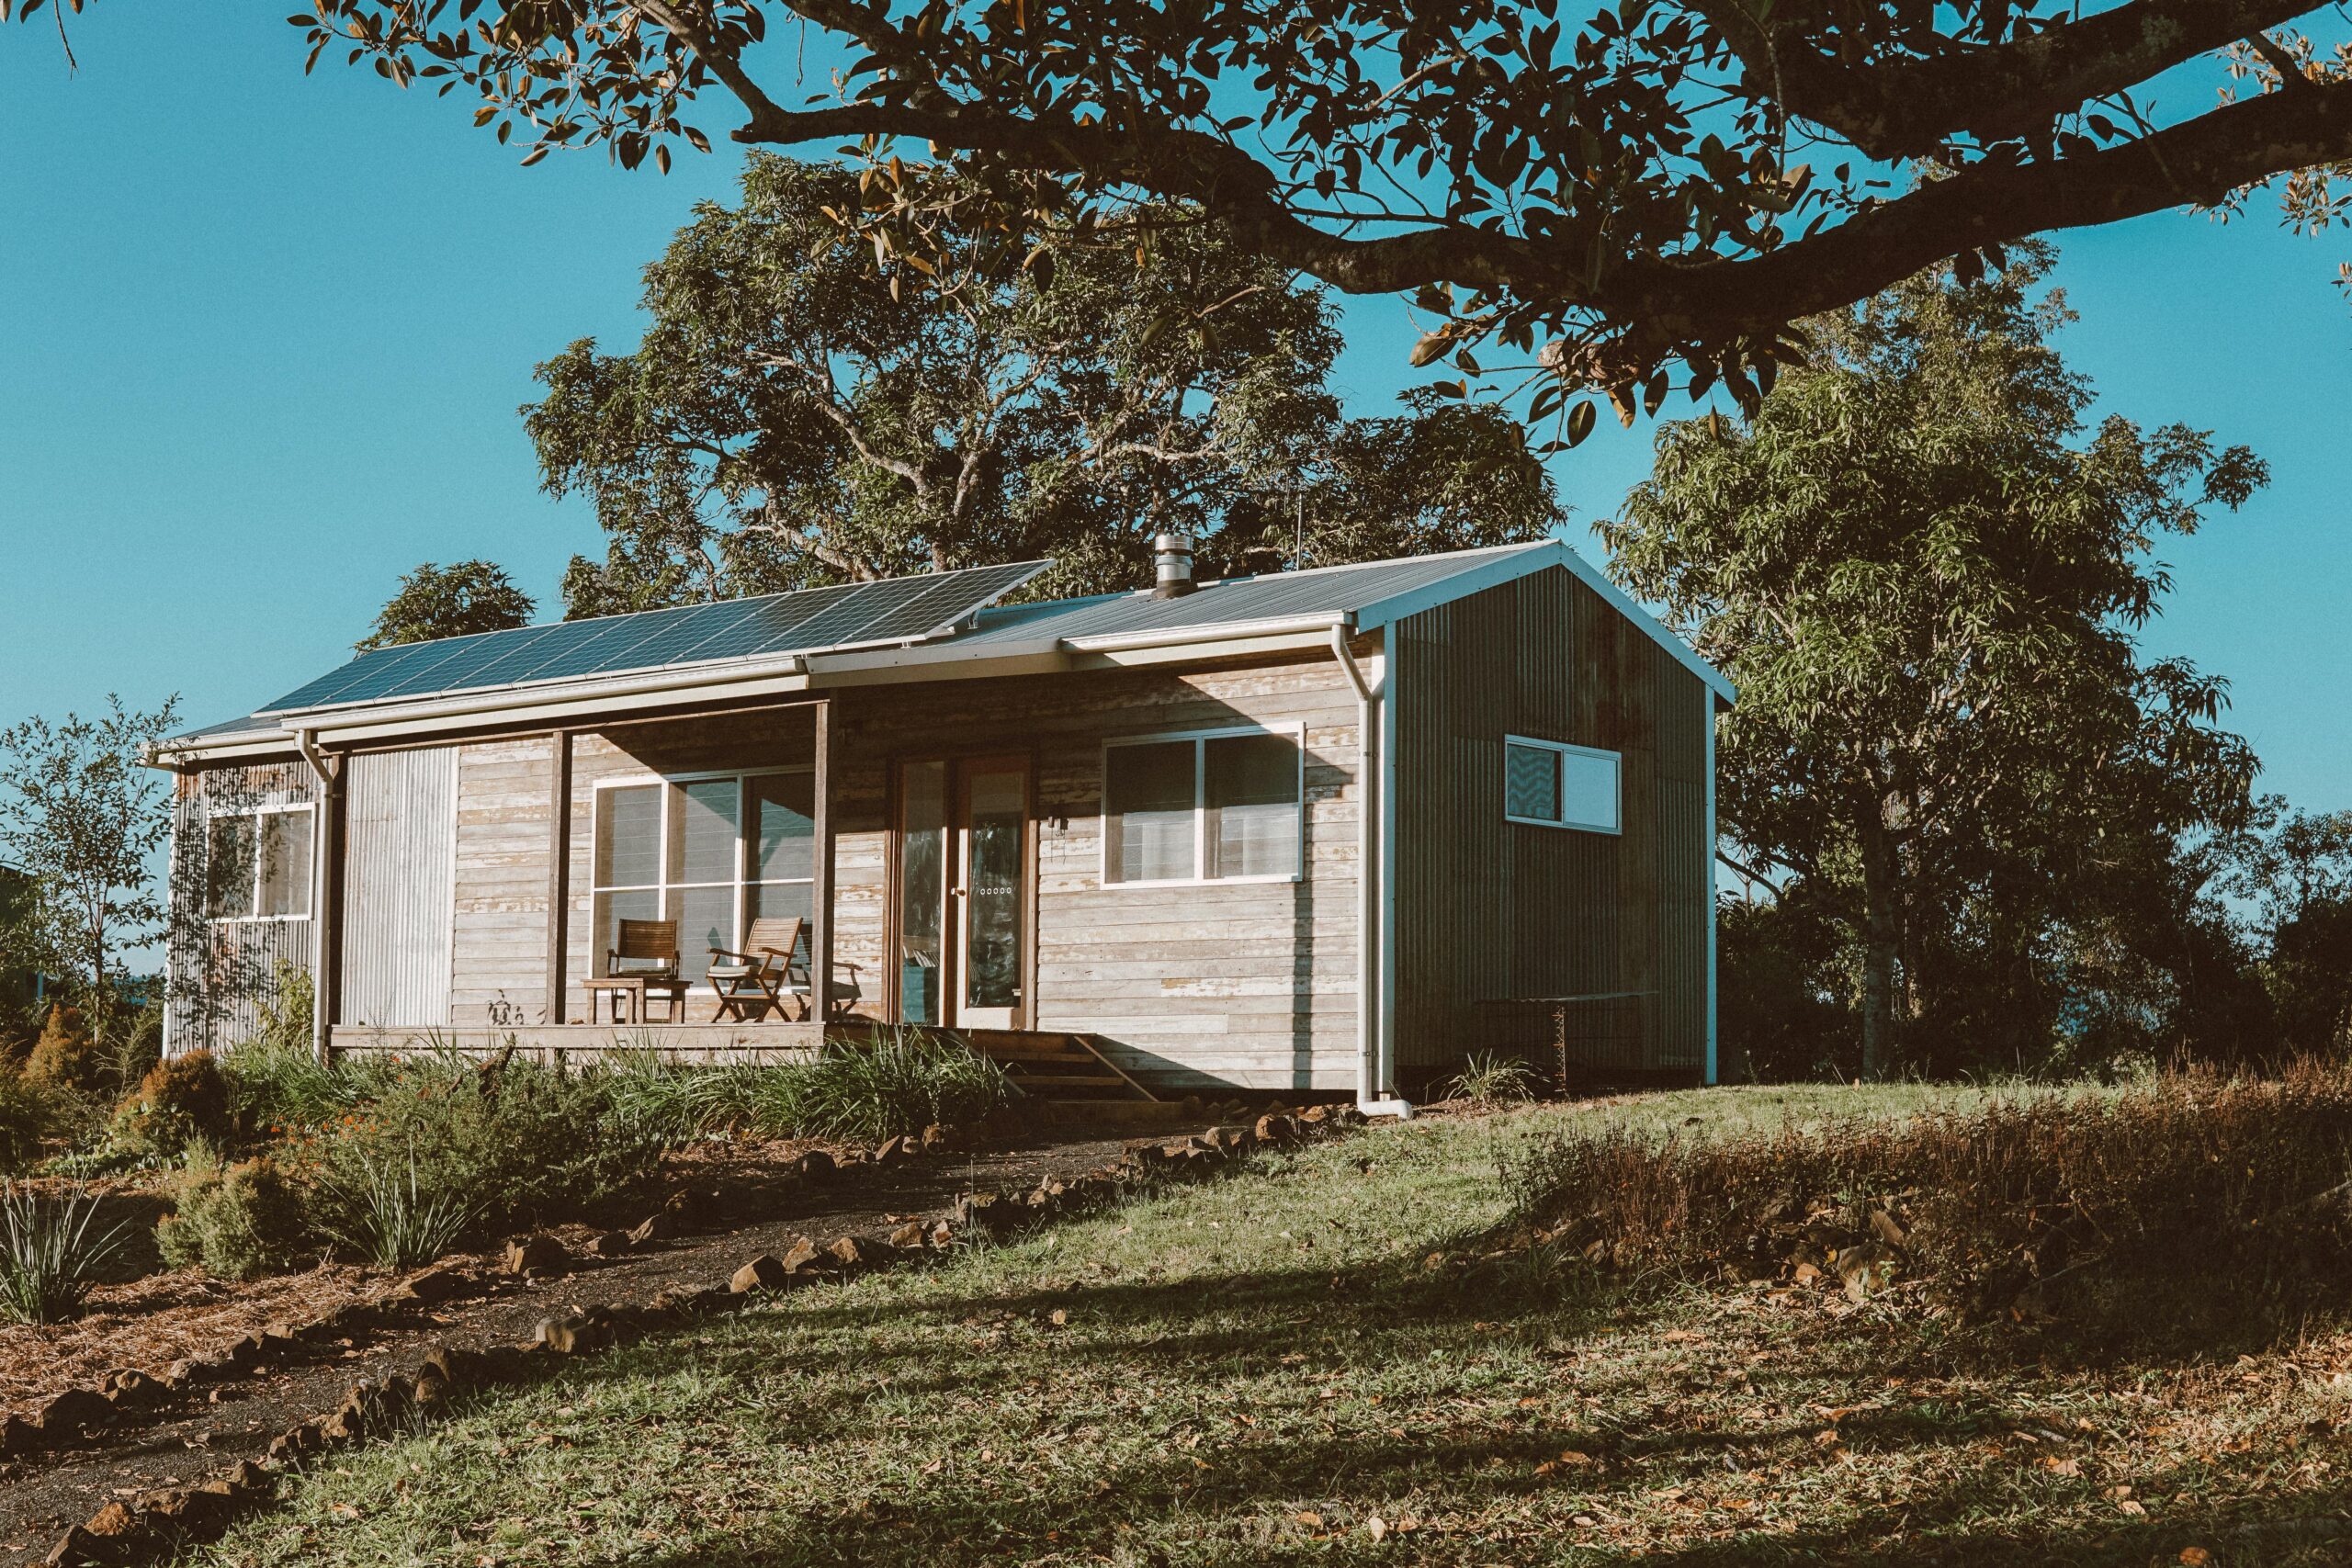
770,1031 -> 1011,1145
598,1049 -> 768,1142
1442,1052 -> 1543,1104
1503,1062 -> 2352,1347
316,1141 -> 475,1269
0,1182 -> 130,1325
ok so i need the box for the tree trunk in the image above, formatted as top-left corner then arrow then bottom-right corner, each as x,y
1858,817 -> 1902,1080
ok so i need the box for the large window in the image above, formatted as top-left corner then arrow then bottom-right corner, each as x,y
593,771 -> 813,976
1503,736 -> 1621,833
1102,728 -> 1302,885
205,806 -> 314,920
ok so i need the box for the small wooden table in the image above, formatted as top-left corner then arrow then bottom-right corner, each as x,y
582,975 -> 691,1024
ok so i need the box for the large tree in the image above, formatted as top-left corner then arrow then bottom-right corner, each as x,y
533,155 -> 1561,611
1605,248 -> 2265,1076
359,559 -> 537,649
0,696 -> 181,1006
20,0 -> 2348,432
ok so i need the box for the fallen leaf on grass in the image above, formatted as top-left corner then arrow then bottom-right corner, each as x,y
2179,1551 -> 2211,1566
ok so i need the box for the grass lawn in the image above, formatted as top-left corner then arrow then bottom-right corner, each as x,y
198,1084 -> 2351,1566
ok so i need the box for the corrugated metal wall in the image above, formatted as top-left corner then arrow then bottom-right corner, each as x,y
164,761 -> 320,1056
1393,567 -> 1713,1077
339,746 -> 458,1028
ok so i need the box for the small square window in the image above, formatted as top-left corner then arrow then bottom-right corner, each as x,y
1504,737 -> 1620,833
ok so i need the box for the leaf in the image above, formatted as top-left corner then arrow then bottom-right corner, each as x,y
1408,332 -> 1450,368
1566,400 -> 1596,446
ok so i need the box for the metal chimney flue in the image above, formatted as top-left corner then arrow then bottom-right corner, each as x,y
1151,532 -> 1197,598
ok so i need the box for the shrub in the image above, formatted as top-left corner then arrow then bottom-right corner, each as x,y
220,1035 -> 374,1133
1442,1052 -> 1542,1104
600,1052 -> 768,1142
315,1142 -> 474,1269
109,1049 -> 231,1159
155,1142 -> 311,1280
22,1004 -> 105,1095
0,1182 -> 130,1324
1502,1063 -> 2352,1348
313,1055 -> 663,1244
0,1074 -> 58,1176
767,1032 -> 1011,1145
253,960 -> 314,1055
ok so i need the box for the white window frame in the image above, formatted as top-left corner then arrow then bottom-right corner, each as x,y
206,802 -> 317,923
590,766 -> 818,984
1502,735 -> 1623,835
1099,723 -> 1306,888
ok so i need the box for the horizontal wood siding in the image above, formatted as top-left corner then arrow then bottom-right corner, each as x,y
831,655 -> 1364,1092
339,746 -> 457,1029
165,761 -> 319,1056
1395,568 -> 1713,1077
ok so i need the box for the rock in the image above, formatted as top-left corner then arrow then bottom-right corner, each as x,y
102,1370 -> 161,1408
412,1370 -> 452,1410
920,1122 -> 950,1151
826,1234 -> 892,1269
80,1504 -> 137,1540
887,1221 -> 927,1249
778,1235 -> 821,1274
535,1312 -> 610,1354
420,1343 -> 494,1389
35,1387 -> 112,1436
223,1459 -> 270,1495
266,1419 -> 324,1461
926,1219 -> 955,1247
1,1414 -> 39,1455
873,1134 -> 909,1165
731,1255 -> 793,1293
408,1264 -> 469,1302
500,1235 -> 569,1277
1297,1104 -> 1329,1124
663,1186 -> 719,1225
627,1211 -> 674,1247
584,1230 -> 633,1258
45,1525 -> 113,1566
650,1283 -> 726,1315
958,1190 -> 1013,1232
262,1318 -> 302,1344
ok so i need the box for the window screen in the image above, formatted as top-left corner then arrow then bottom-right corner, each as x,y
1205,733 -> 1300,879
1105,730 -> 1302,884
1504,737 -> 1620,832
1105,741 -> 1197,883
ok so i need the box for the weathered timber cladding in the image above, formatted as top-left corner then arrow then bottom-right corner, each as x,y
447,736 -> 556,1029
1393,567 -> 1712,1075
829,657 -> 1363,1091
339,746 -> 458,1028
165,761 -> 319,1055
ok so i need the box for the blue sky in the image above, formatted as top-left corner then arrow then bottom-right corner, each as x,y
3,7 -> 2346,813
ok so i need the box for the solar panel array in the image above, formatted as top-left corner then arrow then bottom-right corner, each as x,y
263,561 -> 1049,715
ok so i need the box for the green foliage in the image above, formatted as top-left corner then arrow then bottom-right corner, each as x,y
312,1056 -> 662,1243
22,1002 -> 105,1094
357,560 -> 537,650
221,1036 -> 377,1134
598,1052 -> 767,1144
1440,1052 -> 1541,1104
0,1181 -> 130,1325
2218,796 -> 2352,1060
314,1142 -> 475,1270
768,1032 -> 1012,1145
1607,248 -> 2266,1077
0,694 -> 179,999
0,1072 -> 59,1176
155,1143 -> 311,1280
253,959 -> 314,1055
1716,891 -> 1860,1082
536,155 -> 1560,615
110,1048 -> 231,1159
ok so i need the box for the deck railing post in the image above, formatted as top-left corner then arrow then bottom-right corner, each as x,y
811,701 -> 833,1027
546,728 -> 571,1026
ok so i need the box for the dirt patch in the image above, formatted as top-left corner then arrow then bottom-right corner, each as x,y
0,1122 -> 1146,1563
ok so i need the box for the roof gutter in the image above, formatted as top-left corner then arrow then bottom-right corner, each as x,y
1329,624 -> 1413,1122
1067,613 -> 1347,655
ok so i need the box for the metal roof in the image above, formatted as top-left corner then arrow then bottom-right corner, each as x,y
159,541 -> 1728,752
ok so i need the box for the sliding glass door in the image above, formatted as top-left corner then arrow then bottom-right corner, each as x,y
896,756 -> 1030,1029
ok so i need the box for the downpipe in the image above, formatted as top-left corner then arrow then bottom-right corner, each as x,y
294,729 -> 334,1062
1329,626 -> 1415,1122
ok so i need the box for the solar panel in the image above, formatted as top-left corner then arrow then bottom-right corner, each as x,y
261,560 -> 1049,716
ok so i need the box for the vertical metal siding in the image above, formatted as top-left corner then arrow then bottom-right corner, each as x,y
339,747 -> 458,1028
1392,568 -> 1713,1075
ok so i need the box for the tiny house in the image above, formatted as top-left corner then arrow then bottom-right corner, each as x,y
153,540 -> 1731,1106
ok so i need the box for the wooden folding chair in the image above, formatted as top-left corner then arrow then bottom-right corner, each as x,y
584,918 -> 690,1023
707,916 -> 803,1023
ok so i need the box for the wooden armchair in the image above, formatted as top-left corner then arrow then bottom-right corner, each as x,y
707,916 -> 803,1023
583,918 -> 691,1024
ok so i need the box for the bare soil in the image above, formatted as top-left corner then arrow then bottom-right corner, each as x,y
0,1123 -> 1147,1564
